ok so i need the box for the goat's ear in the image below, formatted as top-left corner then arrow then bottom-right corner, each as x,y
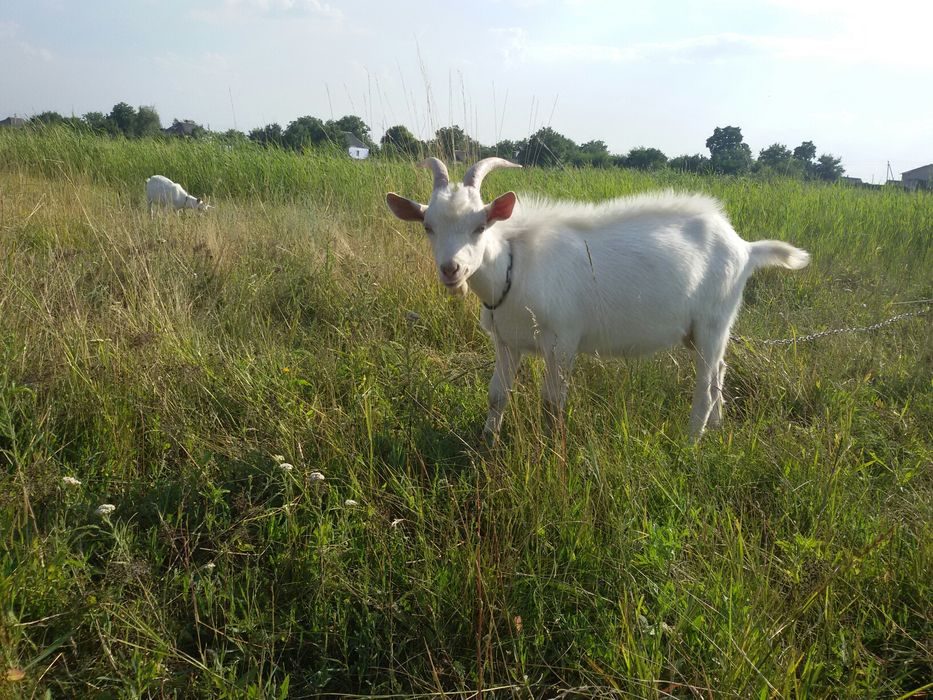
386,193 -> 426,222
486,191 -> 516,223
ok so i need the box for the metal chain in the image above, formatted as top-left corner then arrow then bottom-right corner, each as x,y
731,306 -> 930,346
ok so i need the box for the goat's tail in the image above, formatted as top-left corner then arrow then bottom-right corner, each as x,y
747,240 -> 811,271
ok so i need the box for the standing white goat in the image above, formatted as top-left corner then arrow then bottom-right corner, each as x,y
146,175 -> 211,217
387,157 -> 810,441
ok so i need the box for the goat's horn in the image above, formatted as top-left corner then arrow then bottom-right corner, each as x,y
463,157 -> 522,190
417,157 -> 450,191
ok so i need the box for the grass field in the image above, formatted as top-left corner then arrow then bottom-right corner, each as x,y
1,128 -> 930,697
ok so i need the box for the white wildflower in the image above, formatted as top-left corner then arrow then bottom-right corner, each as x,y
95,504 -> 116,517
344,499 -> 359,508
203,562 -> 216,572
62,476 -> 82,487
309,471 -> 325,483
279,462 -> 294,472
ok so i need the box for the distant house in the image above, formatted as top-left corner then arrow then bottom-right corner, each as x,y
343,132 -> 369,160
901,164 -> 933,191
163,120 -> 200,137
840,176 -> 863,186
0,116 -> 26,128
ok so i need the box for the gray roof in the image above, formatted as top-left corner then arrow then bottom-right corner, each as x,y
164,120 -> 199,136
0,116 -> 26,127
343,132 -> 367,149
901,164 -> 933,179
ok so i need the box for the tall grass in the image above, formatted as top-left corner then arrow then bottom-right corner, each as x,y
0,128 -> 931,697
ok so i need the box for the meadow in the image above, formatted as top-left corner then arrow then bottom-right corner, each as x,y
0,127 -> 930,698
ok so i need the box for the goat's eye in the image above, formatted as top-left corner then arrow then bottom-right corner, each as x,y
424,226 -> 433,235
473,225 -> 486,236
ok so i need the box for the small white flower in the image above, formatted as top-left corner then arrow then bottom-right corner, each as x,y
62,476 -> 82,487
203,562 -> 216,572
279,462 -> 294,472
273,454 -> 285,462
309,471 -> 325,482
95,504 -> 116,516
344,499 -> 359,508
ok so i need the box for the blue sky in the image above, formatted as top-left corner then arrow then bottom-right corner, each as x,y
2,0 -> 930,182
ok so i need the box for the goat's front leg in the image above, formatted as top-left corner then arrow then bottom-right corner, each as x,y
483,339 -> 523,444
541,340 -> 575,431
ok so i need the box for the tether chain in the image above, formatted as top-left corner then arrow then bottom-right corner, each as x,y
731,306 -> 930,346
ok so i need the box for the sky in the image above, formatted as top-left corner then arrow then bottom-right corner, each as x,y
1,0 -> 931,183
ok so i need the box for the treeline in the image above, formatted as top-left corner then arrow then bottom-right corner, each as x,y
13,103 -> 845,181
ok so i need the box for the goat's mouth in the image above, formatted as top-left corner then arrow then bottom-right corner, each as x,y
439,273 -> 469,296
439,270 -> 469,289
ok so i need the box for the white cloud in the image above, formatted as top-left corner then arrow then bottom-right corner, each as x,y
193,0 -> 343,22
0,21 -> 53,62
491,25 -> 933,70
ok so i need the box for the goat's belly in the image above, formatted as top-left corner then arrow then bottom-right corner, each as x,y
577,324 -> 687,357
480,310 -> 543,353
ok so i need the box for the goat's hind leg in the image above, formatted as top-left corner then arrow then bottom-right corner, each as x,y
708,358 -> 728,428
688,324 -> 729,440
541,338 -> 576,432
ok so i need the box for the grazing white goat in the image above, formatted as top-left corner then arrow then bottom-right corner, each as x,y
145,175 -> 211,217
386,157 -> 810,441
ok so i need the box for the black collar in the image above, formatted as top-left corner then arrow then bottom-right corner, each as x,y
483,244 -> 513,311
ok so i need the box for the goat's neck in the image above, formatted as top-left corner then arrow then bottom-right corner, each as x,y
468,232 -> 511,308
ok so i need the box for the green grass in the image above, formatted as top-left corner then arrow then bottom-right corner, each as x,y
1,127 -> 931,697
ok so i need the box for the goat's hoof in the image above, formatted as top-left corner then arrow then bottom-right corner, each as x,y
481,427 -> 499,448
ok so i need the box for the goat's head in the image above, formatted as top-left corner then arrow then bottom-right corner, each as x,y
190,197 -> 211,212
387,157 -> 520,295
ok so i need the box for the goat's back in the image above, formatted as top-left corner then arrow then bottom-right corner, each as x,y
146,175 -> 184,206
492,193 -> 755,356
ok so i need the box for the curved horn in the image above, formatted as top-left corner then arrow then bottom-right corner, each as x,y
417,157 -> 450,191
463,157 -> 522,190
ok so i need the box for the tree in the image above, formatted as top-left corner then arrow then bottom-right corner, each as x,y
283,116 -> 334,151
812,153 -> 844,181
574,140 -> 611,167
792,141 -> 816,164
517,126 -> 577,167
756,143 -> 806,177
248,123 -> 284,148
328,115 -> 373,148
30,111 -> 66,126
622,146 -> 668,171
83,111 -> 117,135
218,129 -> 248,144
109,102 -> 137,136
669,153 -> 711,173
135,106 -> 162,138
757,143 -> 792,169
381,124 -> 421,158
706,126 -> 753,175
433,125 -> 478,161
493,139 -> 523,160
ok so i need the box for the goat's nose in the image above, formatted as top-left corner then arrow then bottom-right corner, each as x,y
440,262 -> 460,278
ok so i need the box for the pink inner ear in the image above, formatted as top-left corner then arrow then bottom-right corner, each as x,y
487,192 -> 516,223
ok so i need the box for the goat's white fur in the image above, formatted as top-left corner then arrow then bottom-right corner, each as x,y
386,158 -> 810,441
146,175 -> 210,216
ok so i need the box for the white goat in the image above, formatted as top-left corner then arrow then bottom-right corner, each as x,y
146,175 -> 211,217
387,157 -> 810,441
